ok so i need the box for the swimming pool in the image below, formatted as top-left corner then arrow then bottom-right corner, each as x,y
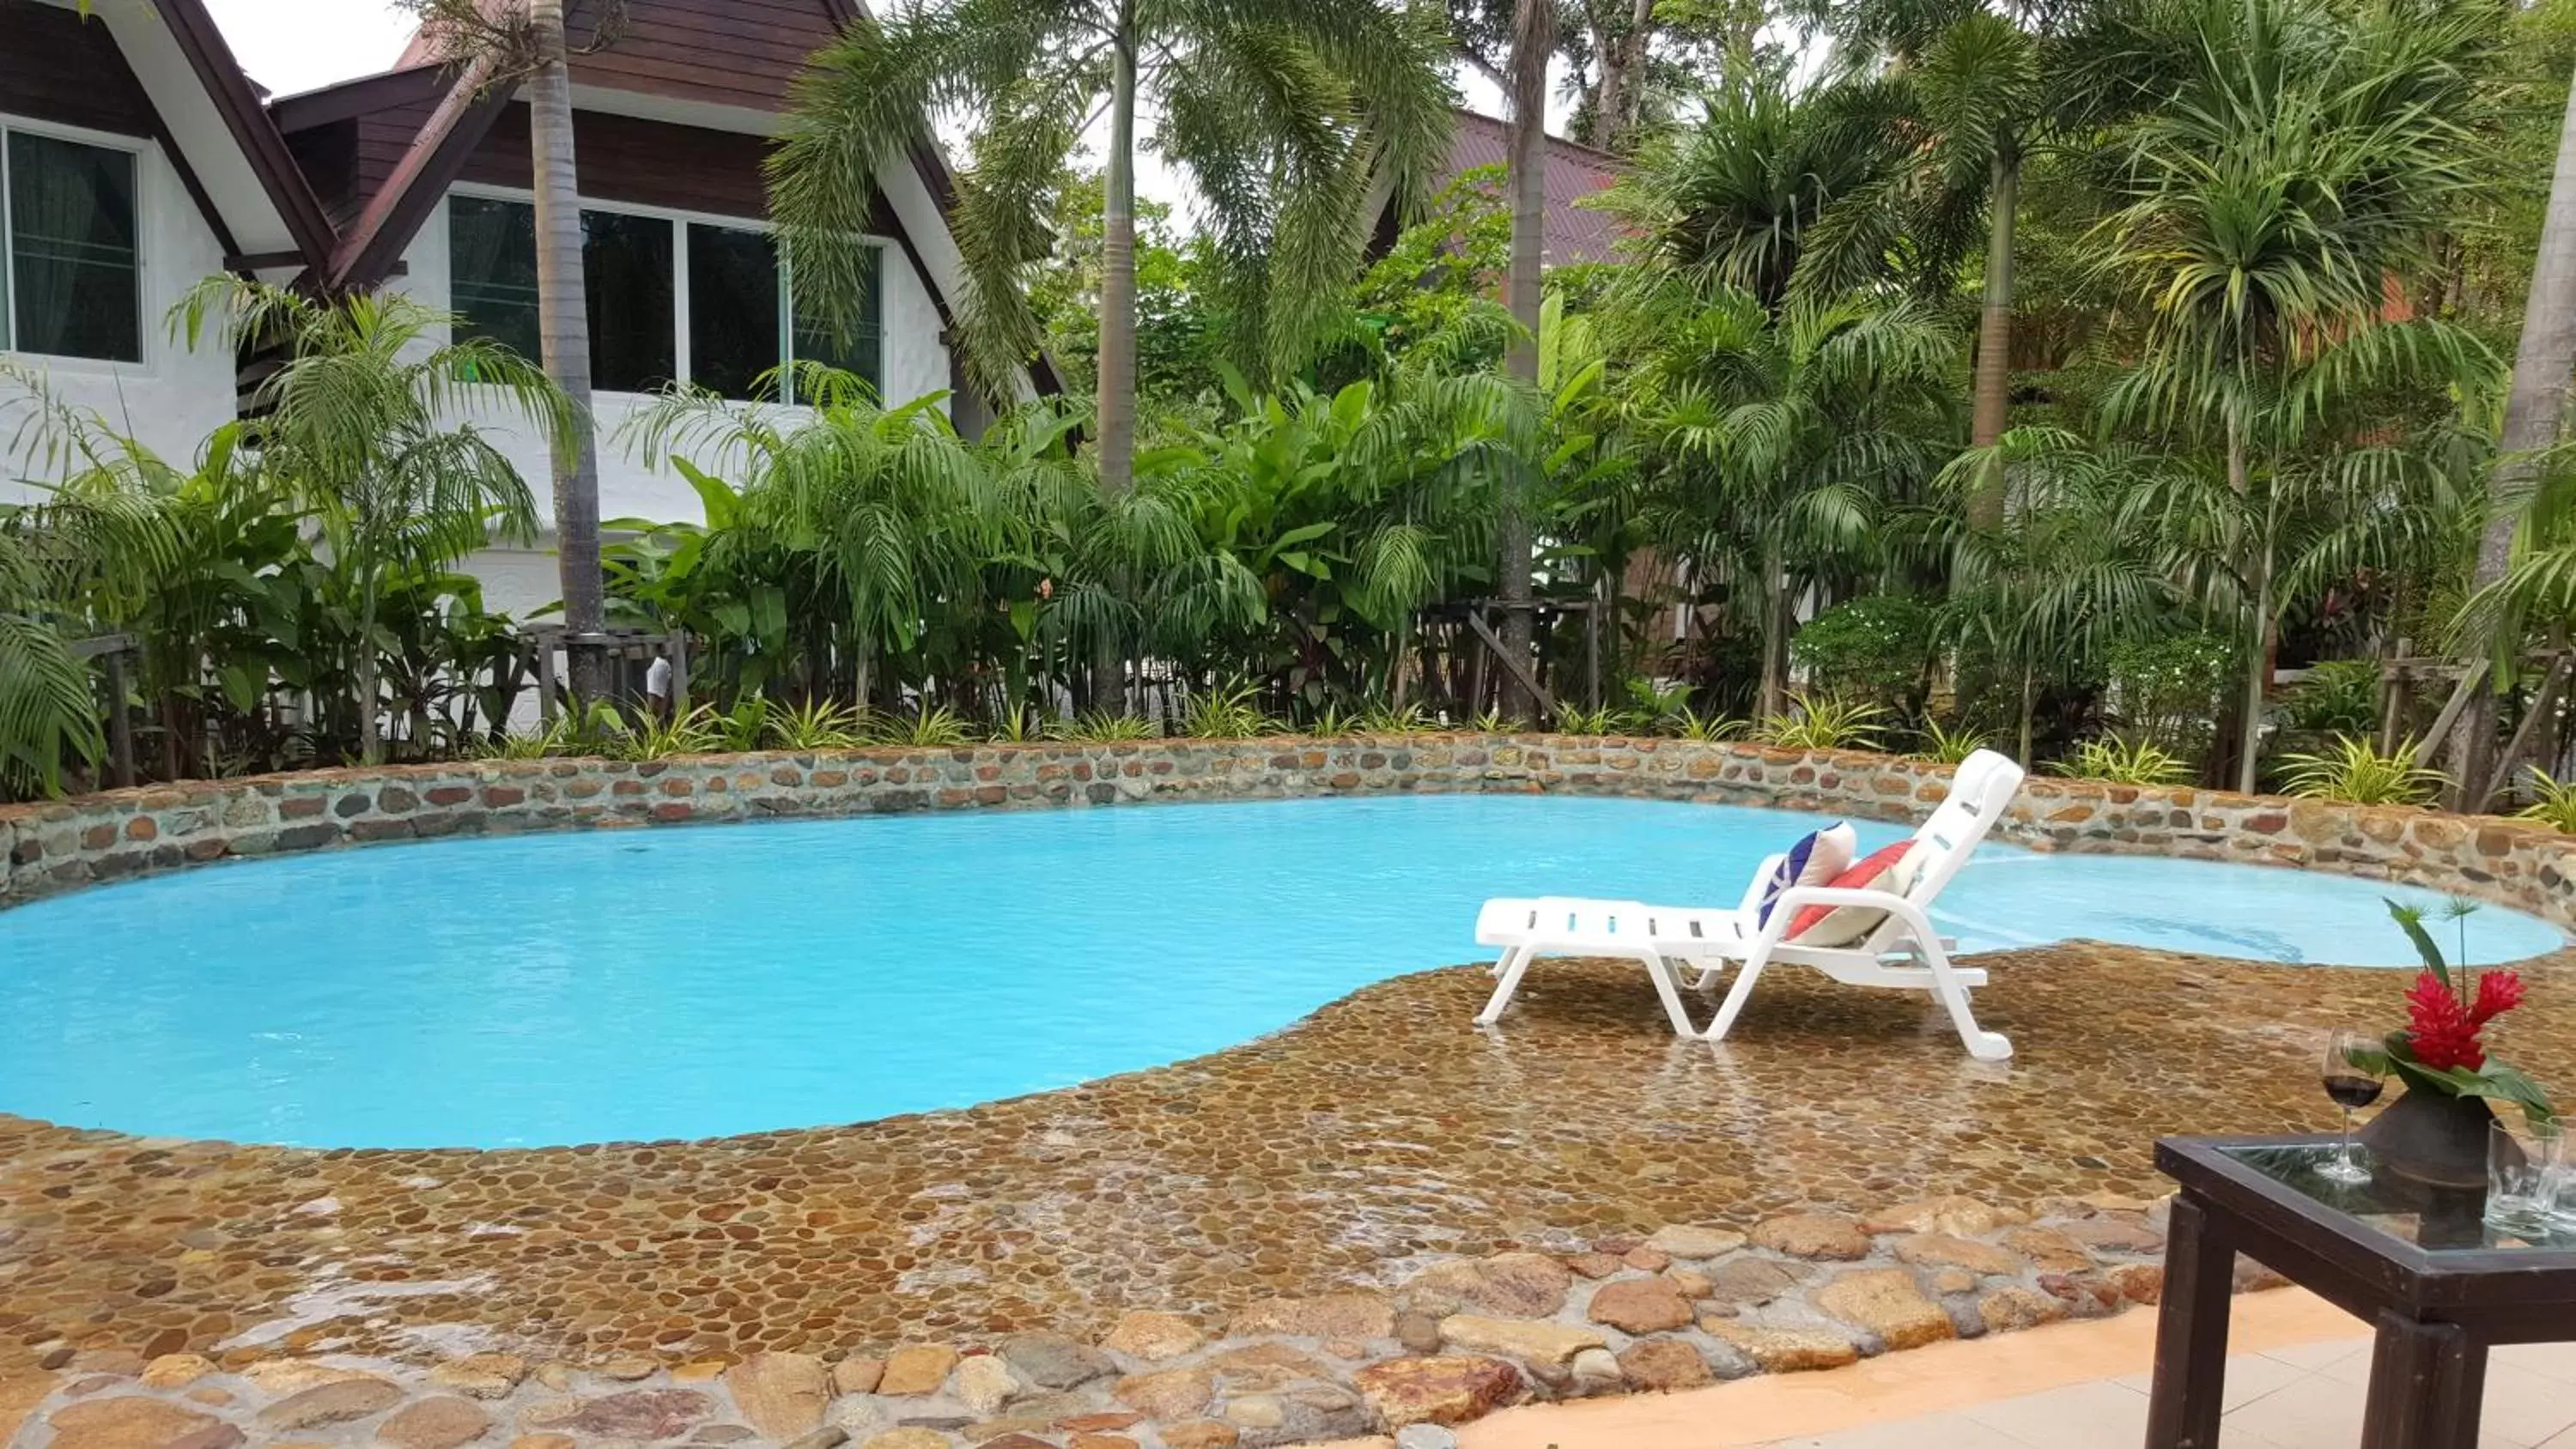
0,795 -> 2560,1148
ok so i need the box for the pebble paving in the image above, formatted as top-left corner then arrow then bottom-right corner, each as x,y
6,939 -> 2568,1400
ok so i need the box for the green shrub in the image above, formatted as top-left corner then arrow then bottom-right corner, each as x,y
1789,597 -> 1937,712
1757,694 -> 1888,752
2104,632 -> 2234,753
2054,735 -> 2190,786
2276,735 -> 2447,805
1054,710 -> 1159,743
869,704 -> 977,747
986,706 -> 1046,743
1183,682 -> 1270,738
1359,702 -> 1437,734
766,699 -> 866,751
1665,707 -> 1747,743
2282,659 -> 2381,736
1554,704 -> 1645,736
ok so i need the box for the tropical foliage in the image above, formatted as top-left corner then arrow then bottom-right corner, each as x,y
16,0 -> 2576,819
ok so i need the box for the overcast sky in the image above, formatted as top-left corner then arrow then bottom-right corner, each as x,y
204,0 -> 417,98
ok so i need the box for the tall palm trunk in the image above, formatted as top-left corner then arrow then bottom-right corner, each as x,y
2228,422 -> 2268,795
1097,27 -> 1139,498
358,573 -> 384,764
1966,151 -> 2020,530
1495,0 -> 1550,724
530,0 -> 608,706
1759,537 -> 1789,720
2449,64 -> 2576,809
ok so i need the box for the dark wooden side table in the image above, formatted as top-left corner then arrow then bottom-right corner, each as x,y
2148,1134 -> 2576,1449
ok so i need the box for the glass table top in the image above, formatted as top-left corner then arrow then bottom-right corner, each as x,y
2219,1143 -> 2576,1253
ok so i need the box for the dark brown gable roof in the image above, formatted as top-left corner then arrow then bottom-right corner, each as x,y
0,0 -> 336,271
1,0 -> 160,137
272,0 -> 1062,395
397,0 -> 845,113
145,0 -> 340,267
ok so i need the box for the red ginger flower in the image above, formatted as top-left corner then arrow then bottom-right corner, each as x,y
2404,971 -> 2486,1072
2470,969 -> 2528,1027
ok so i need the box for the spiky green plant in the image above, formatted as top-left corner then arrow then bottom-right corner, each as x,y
1306,704 -> 1359,737
1911,721 -> 1994,767
539,700 -> 631,758
1358,702 -> 1436,735
872,704 -> 977,748
713,698 -> 773,753
1470,708 -> 1509,733
986,705 -> 1046,744
1054,710 -> 1159,743
473,728 -> 554,761
1662,707 -> 1747,743
767,699 -> 867,751
2053,735 -> 2189,787
1554,704 -> 1637,736
619,705 -> 722,761
2514,769 -> 2576,834
2276,735 -> 2449,806
1183,682 -> 1270,739
1756,694 -> 1888,752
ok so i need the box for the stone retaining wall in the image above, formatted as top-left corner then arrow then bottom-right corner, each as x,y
8,736 -> 2575,935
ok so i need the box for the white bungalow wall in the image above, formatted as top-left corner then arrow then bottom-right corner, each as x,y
386,190 -> 957,621
0,114 -> 264,497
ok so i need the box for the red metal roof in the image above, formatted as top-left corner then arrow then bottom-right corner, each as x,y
1441,108 -> 1624,267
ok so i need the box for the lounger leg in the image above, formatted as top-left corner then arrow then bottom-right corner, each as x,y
1704,949 -> 1768,1043
1475,946 -> 1535,1026
1638,951 -> 1701,1038
1916,933 -> 2012,1061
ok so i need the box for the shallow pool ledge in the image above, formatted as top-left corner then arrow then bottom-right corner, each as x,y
5,736 -> 2573,932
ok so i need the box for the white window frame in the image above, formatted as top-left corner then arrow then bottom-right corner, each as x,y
447,182 -> 887,403
0,112 -> 152,374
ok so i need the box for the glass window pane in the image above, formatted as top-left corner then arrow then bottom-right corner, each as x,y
793,245 -> 882,401
583,209 -> 674,393
447,195 -> 542,366
8,131 -> 140,362
687,223 -> 780,402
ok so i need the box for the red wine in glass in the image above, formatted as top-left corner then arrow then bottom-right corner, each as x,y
2319,1029 -> 2382,1184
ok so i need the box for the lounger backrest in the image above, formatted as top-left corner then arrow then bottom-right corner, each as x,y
1849,750 -> 2026,953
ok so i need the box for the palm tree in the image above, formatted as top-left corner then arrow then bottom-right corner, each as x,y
401,0 -> 616,707
1493,0 -> 1551,721
769,0 -> 1451,503
2451,58 -> 2576,800
628,367 -> 1012,708
1601,71 -> 1907,313
2093,0 -> 2497,791
0,528 -> 103,798
1795,0 -> 2164,530
1926,428 -> 2180,761
0,374 -> 189,795
179,280 -> 551,764
1618,283 -> 1959,718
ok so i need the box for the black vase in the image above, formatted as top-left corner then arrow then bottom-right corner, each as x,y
2358,1088 -> 2500,1190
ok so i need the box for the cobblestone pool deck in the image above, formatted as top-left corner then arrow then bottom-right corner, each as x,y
6,944 -> 2568,1392
9,739 -> 2576,1445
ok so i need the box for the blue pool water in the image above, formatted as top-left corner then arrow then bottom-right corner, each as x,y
0,796 -> 2561,1149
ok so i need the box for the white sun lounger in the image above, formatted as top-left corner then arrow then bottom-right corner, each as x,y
1471,749 -> 2029,1059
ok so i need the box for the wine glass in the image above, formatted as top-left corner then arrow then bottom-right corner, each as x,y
2319,1028 -> 2384,1184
